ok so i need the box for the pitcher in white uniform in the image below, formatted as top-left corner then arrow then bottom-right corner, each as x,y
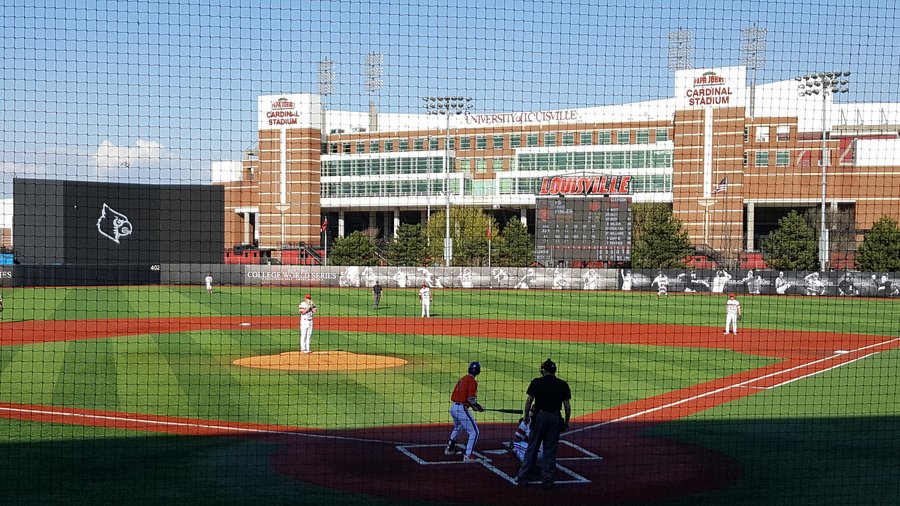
298,293 -> 318,353
419,283 -> 432,317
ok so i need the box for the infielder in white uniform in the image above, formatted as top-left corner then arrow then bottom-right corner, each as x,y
204,273 -> 213,294
419,283 -> 432,317
724,293 -> 742,335
298,293 -> 318,353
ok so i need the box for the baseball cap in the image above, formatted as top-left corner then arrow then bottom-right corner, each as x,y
541,358 -> 557,374
305,294 -> 311,299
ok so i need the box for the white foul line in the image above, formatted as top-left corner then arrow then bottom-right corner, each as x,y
566,337 -> 899,436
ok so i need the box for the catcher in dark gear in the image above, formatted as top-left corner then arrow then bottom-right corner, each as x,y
515,358 -> 571,488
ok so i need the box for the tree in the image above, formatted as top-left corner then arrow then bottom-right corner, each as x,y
803,206 -> 856,265
424,207 -> 495,266
856,216 -> 900,272
761,210 -> 818,271
494,218 -> 534,267
327,231 -> 379,266
386,223 -> 428,266
630,203 -> 693,269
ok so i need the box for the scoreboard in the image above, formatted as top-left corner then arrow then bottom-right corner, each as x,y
534,196 -> 632,266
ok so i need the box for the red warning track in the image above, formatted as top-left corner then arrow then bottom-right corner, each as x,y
1,316 -> 897,504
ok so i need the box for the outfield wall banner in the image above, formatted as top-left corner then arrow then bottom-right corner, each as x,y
159,265 -> 900,297
624,269 -> 900,298
2,265 -> 160,287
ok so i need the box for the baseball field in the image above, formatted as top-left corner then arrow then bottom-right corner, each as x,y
0,286 -> 898,505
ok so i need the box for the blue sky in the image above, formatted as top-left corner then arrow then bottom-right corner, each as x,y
1,0 -> 898,198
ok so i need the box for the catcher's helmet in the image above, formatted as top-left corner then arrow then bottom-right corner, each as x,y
541,358 -> 557,374
468,361 -> 481,376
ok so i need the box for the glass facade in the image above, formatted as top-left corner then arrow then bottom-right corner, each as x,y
516,149 -> 672,171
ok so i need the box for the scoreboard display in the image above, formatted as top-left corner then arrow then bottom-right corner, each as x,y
534,196 -> 632,266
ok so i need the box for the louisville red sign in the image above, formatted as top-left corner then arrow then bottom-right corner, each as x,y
537,175 -> 632,196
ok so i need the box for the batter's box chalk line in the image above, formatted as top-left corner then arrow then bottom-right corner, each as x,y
395,442 -> 600,485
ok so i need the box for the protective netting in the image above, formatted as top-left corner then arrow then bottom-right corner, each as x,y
1,2 -> 899,505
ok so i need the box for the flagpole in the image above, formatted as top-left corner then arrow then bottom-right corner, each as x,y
324,229 -> 328,266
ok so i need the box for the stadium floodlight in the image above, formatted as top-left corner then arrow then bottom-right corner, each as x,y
365,53 -> 384,132
422,96 -> 474,266
318,58 -> 336,132
797,71 -> 851,271
740,24 -> 767,117
668,28 -> 694,72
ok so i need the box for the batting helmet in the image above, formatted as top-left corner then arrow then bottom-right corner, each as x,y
541,358 -> 557,374
468,361 -> 481,376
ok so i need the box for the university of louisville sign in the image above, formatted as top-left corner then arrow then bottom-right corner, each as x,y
537,175 -> 632,196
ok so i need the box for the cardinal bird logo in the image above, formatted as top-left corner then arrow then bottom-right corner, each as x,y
96,204 -> 133,244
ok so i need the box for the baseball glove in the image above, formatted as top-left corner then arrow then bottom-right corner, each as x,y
738,315 -> 742,321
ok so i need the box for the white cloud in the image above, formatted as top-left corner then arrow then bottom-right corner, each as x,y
211,160 -> 243,183
92,139 -> 167,171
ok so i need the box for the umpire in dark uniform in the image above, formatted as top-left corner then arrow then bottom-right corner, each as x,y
515,358 -> 571,488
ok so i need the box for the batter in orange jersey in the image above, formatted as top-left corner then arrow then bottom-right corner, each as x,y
445,361 -> 485,462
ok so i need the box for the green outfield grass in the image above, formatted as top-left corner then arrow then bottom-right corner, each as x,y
0,286 -> 898,505
3,286 -> 899,335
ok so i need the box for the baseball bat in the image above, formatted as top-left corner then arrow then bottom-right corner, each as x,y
484,408 -> 523,414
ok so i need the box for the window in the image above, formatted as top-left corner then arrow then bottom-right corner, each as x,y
475,158 -> 487,173
493,158 -> 504,171
459,136 -> 471,149
429,137 -> 439,150
369,141 -> 380,153
776,150 -> 790,166
509,134 -> 522,148
329,142 -> 338,154
562,132 -> 574,146
580,131 -> 593,145
476,135 -> 488,150
776,125 -> 791,142
655,129 -> 669,142
636,129 -> 650,144
493,134 -> 505,149
448,138 -> 455,150
597,131 -> 611,145
743,152 -> 749,167
544,133 -> 557,147
414,138 -> 425,150
526,133 -> 539,147
743,127 -> 750,143
459,159 -> 471,172
384,140 -> 394,152
616,130 -> 630,144
755,150 -> 769,167
342,142 -> 351,154
356,141 -> 365,153
399,139 -> 409,152
755,126 -> 769,143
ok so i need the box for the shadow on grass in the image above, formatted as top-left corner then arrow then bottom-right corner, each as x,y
0,416 -> 897,505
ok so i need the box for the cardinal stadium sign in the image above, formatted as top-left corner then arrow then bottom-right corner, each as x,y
537,175 -> 633,196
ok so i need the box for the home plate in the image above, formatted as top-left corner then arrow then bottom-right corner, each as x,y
240,322 -> 252,327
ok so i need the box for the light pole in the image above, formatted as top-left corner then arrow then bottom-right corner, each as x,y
423,96 -> 473,266
796,71 -> 850,271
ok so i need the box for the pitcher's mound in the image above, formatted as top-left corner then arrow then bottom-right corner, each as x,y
232,351 -> 408,372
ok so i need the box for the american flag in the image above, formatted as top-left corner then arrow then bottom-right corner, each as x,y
321,217 -> 328,232
714,177 -> 728,194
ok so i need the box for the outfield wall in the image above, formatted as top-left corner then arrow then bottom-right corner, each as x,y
159,265 -> 899,298
2,263 -> 897,297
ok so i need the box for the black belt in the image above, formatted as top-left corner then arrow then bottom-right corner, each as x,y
535,410 -> 559,414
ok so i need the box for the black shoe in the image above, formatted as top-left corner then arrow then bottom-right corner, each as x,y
541,480 -> 554,489
514,477 -> 527,487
